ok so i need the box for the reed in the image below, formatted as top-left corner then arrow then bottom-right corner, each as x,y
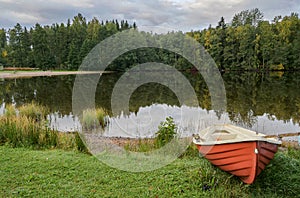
18,102 -> 49,122
4,104 -> 16,117
0,103 -> 87,152
82,108 -> 108,131
0,115 -> 57,149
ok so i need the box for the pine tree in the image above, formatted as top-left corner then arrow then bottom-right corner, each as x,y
0,29 -> 7,65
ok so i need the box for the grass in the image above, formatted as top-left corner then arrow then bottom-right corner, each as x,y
1,104 -> 300,197
124,138 -> 157,152
0,146 -> 299,197
251,148 -> 300,196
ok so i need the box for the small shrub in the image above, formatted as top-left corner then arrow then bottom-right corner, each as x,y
155,116 -> 177,148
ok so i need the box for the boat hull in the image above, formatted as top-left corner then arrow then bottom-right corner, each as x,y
196,141 -> 279,184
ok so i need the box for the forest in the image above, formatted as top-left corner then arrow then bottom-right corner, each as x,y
0,8 -> 299,71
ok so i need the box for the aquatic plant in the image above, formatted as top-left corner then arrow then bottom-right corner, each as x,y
0,103 -> 87,152
0,115 -> 57,148
82,108 -> 108,131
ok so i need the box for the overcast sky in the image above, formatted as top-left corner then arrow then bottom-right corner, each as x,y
0,0 -> 299,32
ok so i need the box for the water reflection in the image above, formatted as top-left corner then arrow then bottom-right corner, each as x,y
103,104 -> 228,138
48,112 -> 81,132
0,72 -> 300,137
102,104 -> 300,138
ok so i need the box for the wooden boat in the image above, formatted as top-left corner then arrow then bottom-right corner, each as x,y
193,124 -> 281,184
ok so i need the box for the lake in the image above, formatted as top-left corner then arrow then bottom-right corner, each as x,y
1,71 -> 300,140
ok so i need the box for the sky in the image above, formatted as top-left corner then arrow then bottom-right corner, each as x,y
0,0 -> 299,32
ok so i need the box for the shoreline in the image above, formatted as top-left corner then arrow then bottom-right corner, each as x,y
78,134 -> 300,149
0,70 -> 112,79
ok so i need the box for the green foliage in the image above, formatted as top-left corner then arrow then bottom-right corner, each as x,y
232,8 -> 264,27
0,28 -> 7,65
155,116 -> 177,148
2,14 -> 135,70
2,10 -> 300,71
190,10 -> 300,71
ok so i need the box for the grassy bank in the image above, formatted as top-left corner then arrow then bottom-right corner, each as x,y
1,146 -> 299,197
1,104 -> 300,197
0,103 -> 87,152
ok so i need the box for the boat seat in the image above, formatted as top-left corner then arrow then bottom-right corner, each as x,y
211,130 -> 237,141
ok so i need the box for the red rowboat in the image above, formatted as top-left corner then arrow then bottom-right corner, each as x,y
193,124 -> 281,184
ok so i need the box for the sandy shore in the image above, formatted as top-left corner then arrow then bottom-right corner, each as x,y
0,71 -> 111,79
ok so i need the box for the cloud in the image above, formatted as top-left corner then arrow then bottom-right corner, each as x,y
9,11 -> 41,24
0,0 -> 298,31
49,0 -> 94,8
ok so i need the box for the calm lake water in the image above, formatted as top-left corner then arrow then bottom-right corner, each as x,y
1,71 -> 300,139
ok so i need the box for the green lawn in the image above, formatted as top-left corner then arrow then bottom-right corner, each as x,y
1,146 -> 299,197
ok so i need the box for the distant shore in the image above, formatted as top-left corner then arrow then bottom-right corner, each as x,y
0,70 -> 112,79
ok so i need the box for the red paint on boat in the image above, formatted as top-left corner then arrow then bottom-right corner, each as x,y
196,141 -> 279,184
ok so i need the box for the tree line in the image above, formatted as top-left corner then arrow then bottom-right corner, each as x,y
0,13 -> 136,70
0,9 -> 299,71
188,8 -> 300,71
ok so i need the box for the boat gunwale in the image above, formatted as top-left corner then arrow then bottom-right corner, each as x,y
193,139 -> 282,146
193,124 -> 282,146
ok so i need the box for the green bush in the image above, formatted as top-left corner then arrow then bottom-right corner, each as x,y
155,116 -> 177,148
